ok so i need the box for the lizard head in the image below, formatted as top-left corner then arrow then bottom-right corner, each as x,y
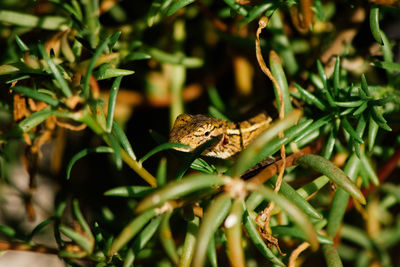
169,114 -> 226,152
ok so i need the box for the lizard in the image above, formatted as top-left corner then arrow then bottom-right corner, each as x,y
169,112 -> 286,253
169,113 -> 272,159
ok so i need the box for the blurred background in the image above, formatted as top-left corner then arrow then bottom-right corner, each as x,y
0,0 -> 400,266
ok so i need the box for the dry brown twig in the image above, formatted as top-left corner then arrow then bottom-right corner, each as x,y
289,242 -> 310,267
247,142 -> 321,185
254,16 -> 288,254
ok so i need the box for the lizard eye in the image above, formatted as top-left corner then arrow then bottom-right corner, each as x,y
204,131 -> 210,136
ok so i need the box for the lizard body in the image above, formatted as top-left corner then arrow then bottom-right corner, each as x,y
169,113 -> 272,159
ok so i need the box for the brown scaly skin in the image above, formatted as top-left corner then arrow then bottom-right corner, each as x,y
169,113 -> 271,159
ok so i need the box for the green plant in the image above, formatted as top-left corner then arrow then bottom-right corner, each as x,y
0,1 -> 400,266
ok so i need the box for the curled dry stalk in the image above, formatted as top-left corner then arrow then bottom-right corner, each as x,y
288,242 -> 310,267
254,15 -> 287,255
290,0 -> 314,33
